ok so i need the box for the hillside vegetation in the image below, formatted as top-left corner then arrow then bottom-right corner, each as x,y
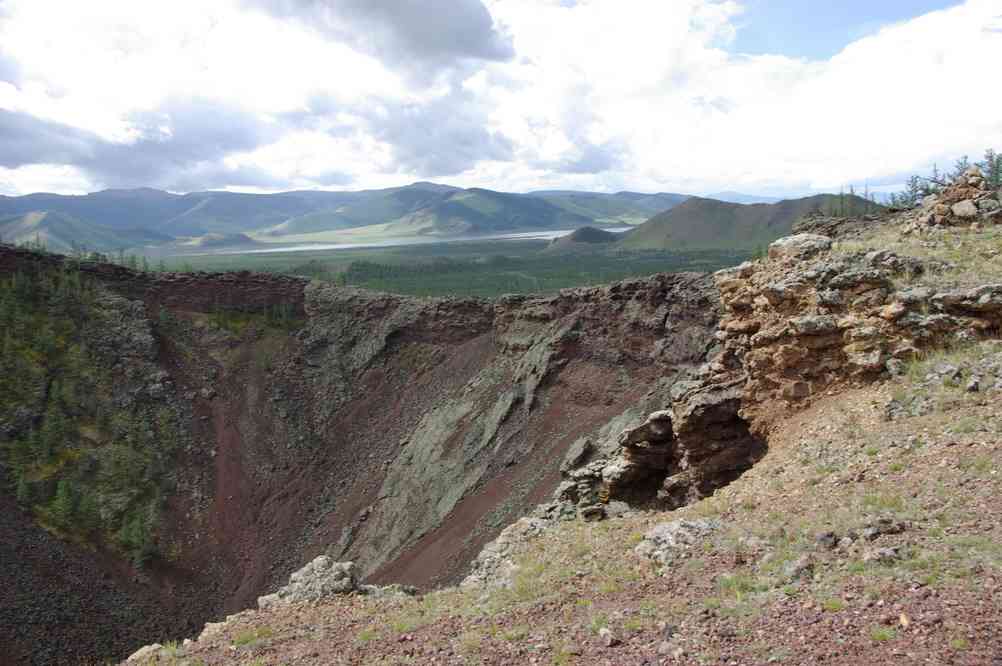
0,211 -> 170,254
619,193 -> 881,251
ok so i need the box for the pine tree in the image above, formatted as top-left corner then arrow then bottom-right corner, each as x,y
77,491 -> 100,532
16,473 -> 31,505
978,148 -> 1002,190
952,155 -> 970,180
52,479 -> 75,526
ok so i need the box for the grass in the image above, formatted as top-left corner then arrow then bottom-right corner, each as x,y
834,224 -> 1002,289
821,598 -> 846,612
232,626 -> 275,648
869,626 -> 897,642
356,626 -> 380,643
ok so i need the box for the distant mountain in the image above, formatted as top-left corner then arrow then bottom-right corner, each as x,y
261,183 -> 461,237
0,183 -> 686,251
385,188 -> 593,236
705,191 -> 783,205
0,186 -> 876,254
530,191 -> 688,223
619,194 -> 882,251
0,211 -> 171,253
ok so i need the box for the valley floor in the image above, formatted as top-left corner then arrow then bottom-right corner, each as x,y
137,348 -> 1002,665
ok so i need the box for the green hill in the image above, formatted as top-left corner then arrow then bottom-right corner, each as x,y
531,191 -> 687,224
0,211 -> 171,253
544,226 -> 624,253
386,188 -> 593,236
261,183 -> 459,236
618,194 -> 882,251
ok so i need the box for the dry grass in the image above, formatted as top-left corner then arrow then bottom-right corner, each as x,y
834,224 -> 1002,288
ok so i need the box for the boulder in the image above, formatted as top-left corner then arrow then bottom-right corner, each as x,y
634,519 -> 720,565
126,644 -> 163,663
951,200 -> 979,219
768,234 -> 832,261
257,556 -> 359,608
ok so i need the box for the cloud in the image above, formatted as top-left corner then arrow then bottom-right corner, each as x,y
243,0 -> 514,78
0,53 -> 18,85
0,99 -> 283,190
0,0 -> 1000,196
361,89 -> 514,176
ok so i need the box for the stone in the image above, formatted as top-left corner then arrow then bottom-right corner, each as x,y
951,200 -> 979,219
598,627 -> 620,647
861,517 -> 907,541
635,519 -> 720,565
579,504 -> 607,522
978,199 -> 1000,213
863,547 -> 901,563
555,480 -> 578,503
257,556 -> 359,608
816,531 -> 838,550
561,437 -> 594,473
605,500 -> 631,518
768,234 -> 832,260
790,315 -> 838,336
783,554 -> 814,581
126,644 -> 164,663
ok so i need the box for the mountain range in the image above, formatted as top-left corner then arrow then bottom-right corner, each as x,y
0,184 -> 689,252
0,184 -> 877,254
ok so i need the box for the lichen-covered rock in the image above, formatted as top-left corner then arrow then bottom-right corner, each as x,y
461,517 -> 553,590
768,234 -> 832,260
257,557 -> 359,608
951,200 -> 979,219
634,519 -> 720,565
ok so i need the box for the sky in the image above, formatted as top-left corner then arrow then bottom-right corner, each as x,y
0,0 -> 1000,198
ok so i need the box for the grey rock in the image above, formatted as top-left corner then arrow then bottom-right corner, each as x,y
978,199 -> 1000,212
790,315 -> 838,336
768,234 -> 832,260
863,546 -> 901,563
816,532 -> 838,550
861,517 -> 907,541
605,500 -> 631,518
951,200 -> 979,219
634,519 -> 720,565
257,556 -> 358,608
579,504 -> 607,522
561,437 -> 594,474
598,627 -> 620,647
783,554 -> 814,581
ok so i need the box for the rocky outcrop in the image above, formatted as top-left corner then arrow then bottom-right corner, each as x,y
257,556 -> 416,609
713,245 -> 1000,434
257,557 -> 361,609
543,184 -> 1002,532
899,166 -> 1001,230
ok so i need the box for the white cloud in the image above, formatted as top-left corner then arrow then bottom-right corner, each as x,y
0,0 -> 999,195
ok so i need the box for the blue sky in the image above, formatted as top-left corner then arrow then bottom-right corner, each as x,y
731,0 -> 964,59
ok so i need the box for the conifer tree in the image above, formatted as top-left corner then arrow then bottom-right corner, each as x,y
16,473 -> 31,505
52,479 -> 74,525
